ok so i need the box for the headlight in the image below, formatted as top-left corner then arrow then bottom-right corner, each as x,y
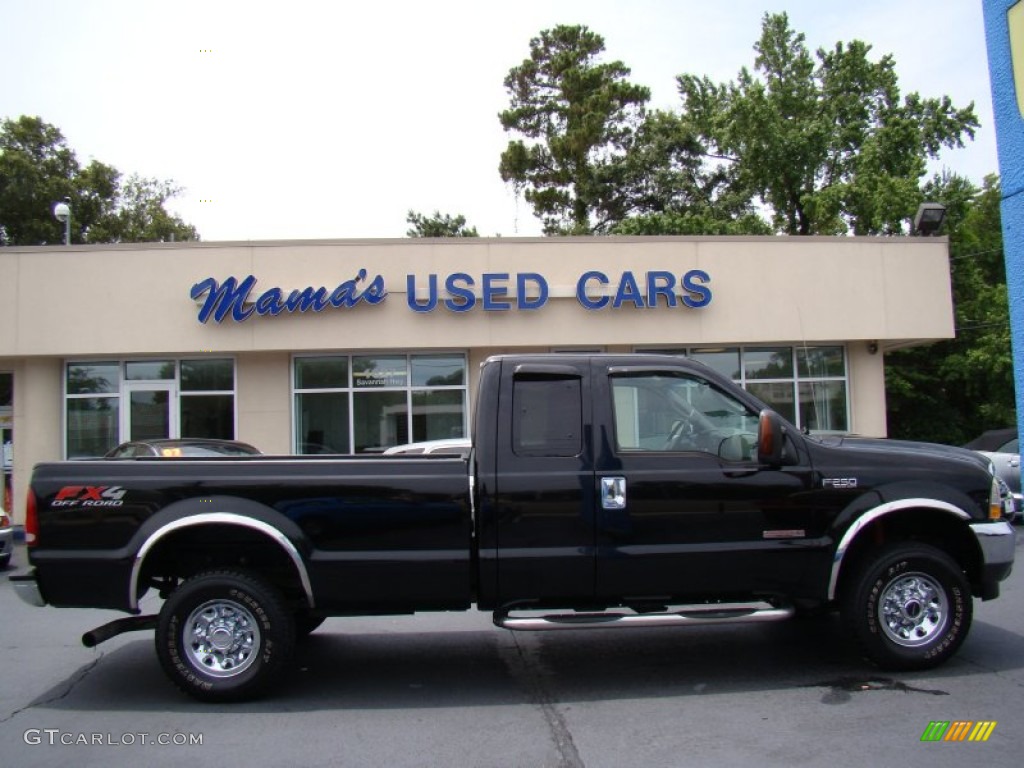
990,476 -> 1014,521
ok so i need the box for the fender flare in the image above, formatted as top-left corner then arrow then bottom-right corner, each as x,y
129,511 -> 314,612
826,498 -> 971,601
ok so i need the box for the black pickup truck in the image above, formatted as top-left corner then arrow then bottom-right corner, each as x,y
11,354 -> 1017,701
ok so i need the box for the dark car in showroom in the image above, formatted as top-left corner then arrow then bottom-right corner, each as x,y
103,438 -> 261,459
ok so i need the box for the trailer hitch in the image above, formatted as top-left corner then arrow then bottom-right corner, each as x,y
82,615 -> 158,648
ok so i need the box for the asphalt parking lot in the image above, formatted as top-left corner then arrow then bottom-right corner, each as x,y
1,534 -> 1023,768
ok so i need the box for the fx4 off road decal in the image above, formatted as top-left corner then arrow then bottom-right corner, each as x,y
52,486 -> 127,508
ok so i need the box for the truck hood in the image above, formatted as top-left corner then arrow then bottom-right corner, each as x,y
816,436 -> 994,473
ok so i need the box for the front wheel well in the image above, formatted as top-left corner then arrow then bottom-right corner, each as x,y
834,508 -> 982,602
136,523 -> 310,609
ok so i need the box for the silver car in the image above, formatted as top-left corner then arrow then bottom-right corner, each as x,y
965,428 -> 1020,518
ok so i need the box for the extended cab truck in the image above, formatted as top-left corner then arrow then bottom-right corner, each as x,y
10,354 -> 1017,702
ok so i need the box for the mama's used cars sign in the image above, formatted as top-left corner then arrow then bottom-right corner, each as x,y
190,269 -> 712,324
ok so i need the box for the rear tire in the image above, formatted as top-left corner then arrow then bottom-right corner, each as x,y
156,570 -> 296,702
842,543 -> 971,670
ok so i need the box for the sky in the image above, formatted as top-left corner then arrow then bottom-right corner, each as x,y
0,0 -> 1001,241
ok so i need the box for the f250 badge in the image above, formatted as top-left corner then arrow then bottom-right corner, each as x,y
52,486 -> 127,507
822,478 -> 859,489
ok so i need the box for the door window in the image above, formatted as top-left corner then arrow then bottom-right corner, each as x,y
611,373 -> 759,461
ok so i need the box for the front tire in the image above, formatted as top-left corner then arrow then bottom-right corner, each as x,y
842,543 -> 971,670
156,570 -> 296,702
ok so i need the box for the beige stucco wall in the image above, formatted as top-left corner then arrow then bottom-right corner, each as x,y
0,236 -> 953,525
236,352 -> 291,454
0,236 -> 953,356
7,357 -> 62,527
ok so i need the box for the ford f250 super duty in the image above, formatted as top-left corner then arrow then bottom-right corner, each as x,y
10,354 -> 1017,701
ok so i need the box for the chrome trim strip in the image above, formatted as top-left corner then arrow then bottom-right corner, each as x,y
129,512 -> 314,611
827,499 -> 970,601
495,601 -> 795,631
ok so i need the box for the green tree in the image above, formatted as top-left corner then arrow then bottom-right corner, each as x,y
0,115 -> 198,245
610,110 -> 771,235
87,175 -> 198,243
499,25 -> 650,235
676,13 -> 978,235
405,210 -> 479,237
886,174 -> 1015,444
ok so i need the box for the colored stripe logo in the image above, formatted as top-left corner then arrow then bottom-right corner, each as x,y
921,721 -> 997,742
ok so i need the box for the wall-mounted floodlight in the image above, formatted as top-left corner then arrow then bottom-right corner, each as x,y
913,202 -> 946,236
53,198 -> 71,245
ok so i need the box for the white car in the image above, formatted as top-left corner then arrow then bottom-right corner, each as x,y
964,428 -> 1020,518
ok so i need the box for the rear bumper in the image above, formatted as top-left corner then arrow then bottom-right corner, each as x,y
10,570 -> 46,607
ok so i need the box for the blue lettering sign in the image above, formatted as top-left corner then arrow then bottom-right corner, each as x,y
517,273 -> 548,310
681,270 -> 712,308
445,273 -> 476,312
576,271 -> 610,310
285,286 -> 330,313
407,273 -> 439,313
193,268 -> 710,322
482,273 -> 511,311
191,276 -> 258,323
191,271 -> 387,324
646,271 -> 677,308
613,271 -> 645,309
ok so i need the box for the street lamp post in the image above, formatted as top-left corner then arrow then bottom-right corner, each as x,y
52,199 -> 71,245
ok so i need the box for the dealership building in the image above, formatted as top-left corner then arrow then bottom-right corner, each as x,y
0,235 -> 954,523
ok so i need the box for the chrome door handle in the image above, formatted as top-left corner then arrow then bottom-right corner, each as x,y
601,476 -> 627,510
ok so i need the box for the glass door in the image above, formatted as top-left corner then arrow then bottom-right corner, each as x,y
123,382 -> 178,442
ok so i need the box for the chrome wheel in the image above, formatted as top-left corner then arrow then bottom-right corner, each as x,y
877,571 -> 948,648
184,598 -> 261,678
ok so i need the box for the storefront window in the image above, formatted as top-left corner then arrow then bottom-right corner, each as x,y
64,359 -> 236,457
689,348 -> 741,380
744,347 -> 794,379
180,359 -> 235,440
746,381 -> 797,423
296,357 -> 349,390
353,355 -> 407,388
67,362 -> 120,395
412,355 -> 465,386
126,360 -> 175,380
295,392 -> 350,454
354,390 -> 407,452
181,359 -> 234,391
799,381 -> 848,432
412,390 -> 466,442
634,345 -> 849,434
181,393 -> 235,440
67,397 -> 120,458
293,353 -> 468,454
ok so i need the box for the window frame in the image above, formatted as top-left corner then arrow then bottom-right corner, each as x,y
633,344 -> 850,434
63,357 -> 237,458
291,351 -> 469,455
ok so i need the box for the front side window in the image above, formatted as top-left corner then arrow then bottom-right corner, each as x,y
611,372 -> 759,461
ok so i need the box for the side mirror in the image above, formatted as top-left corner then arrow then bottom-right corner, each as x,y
757,409 -> 787,466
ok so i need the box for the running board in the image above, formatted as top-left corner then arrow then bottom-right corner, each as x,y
493,601 -> 794,631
